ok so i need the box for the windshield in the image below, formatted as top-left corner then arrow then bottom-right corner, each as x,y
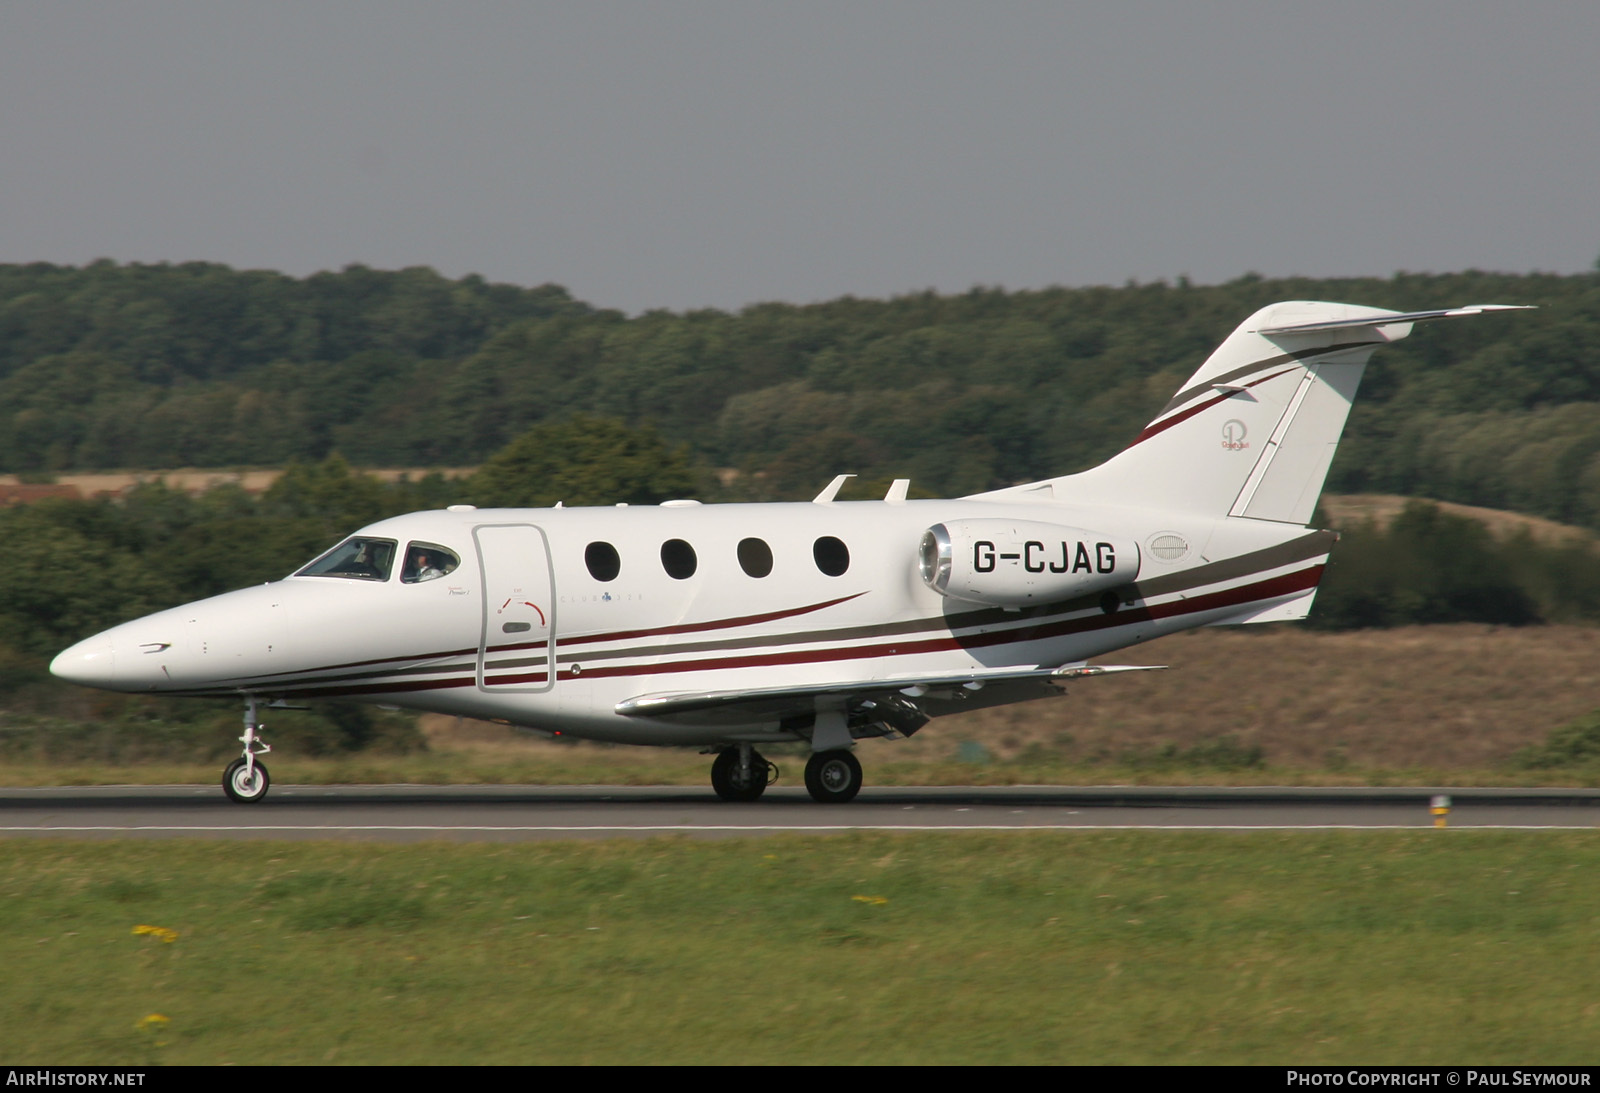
295,537 -> 398,581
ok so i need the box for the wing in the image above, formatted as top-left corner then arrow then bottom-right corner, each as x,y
614,663 -> 1165,731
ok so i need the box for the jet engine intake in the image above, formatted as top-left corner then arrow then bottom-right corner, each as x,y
919,520 -> 1140,607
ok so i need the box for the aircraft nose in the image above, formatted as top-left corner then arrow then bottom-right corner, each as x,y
50,636 -> 117,688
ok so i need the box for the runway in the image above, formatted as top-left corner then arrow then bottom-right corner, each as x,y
1,784 -> 1597,841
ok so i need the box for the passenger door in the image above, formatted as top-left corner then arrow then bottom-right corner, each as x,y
473,524 -> 556,692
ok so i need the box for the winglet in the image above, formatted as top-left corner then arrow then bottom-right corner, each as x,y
813,474 -> 855,503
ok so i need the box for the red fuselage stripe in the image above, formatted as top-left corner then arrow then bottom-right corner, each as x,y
304,565 -> 1321,696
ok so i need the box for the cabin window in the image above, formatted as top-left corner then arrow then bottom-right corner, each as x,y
661,538 -> 697,580
585,541 -> 621,582
295,537 -> 398,582
813,536 -> 850,577
401,542 -> 460,584
737,537 -> 773,578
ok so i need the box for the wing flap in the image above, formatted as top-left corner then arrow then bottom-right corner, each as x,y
615,663 -> 1165,723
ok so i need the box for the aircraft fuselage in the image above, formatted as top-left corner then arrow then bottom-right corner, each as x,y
51,497 -> 1319,747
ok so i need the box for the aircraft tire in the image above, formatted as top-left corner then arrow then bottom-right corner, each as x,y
804,749 -> 862,804
710,747 -> 769,802
223,757 -> 271,803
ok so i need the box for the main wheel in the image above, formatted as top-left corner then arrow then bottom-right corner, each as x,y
223,757 -> 271,803
710,747 -> 770,802
804,749 -> 862,804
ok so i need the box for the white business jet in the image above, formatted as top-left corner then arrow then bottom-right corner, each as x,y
51,301 -> 1528,803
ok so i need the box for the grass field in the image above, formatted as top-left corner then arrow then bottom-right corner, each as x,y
2,831 -> 1597,1065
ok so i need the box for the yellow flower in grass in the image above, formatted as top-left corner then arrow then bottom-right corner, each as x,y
132,924 -> 179,943
136,1014 -> 169,1031
852,895 -> 888,906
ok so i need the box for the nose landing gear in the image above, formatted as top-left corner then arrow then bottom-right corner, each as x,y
223,696 -> 272,803
223,756 -> 270,803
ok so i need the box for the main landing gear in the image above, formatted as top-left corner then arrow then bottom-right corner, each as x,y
710,744 -> 777,802
803,750 -> 862,804
707,745 -> 864,804
223,696 -> 272,803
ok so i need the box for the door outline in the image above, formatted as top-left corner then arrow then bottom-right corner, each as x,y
473,523 -> 557,692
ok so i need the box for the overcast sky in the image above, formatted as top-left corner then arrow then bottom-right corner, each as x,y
2,2 -> 1595,313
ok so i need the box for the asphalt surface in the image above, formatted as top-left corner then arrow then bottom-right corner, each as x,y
1,784 -> 1597,840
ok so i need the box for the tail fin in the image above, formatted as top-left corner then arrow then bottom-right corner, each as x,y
973,301 -> 1530,524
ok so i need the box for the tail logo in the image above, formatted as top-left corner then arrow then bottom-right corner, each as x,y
1221,419 -> 1250,451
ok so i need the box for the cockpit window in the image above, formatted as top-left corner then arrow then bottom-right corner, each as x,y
295,537 -> 398,581
401,542 -> 461,584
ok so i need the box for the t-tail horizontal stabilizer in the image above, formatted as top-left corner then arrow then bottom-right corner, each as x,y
1253,304 -> 1533,335
973,301 -> 1533,527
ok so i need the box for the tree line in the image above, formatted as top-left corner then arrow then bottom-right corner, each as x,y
4,261 -> 1599,520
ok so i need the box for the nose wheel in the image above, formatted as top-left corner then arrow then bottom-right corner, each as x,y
223,756 -> 271,803
223,696 -> 273,803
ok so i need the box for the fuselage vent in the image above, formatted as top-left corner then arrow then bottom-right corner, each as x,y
1148,533 -> 1189,561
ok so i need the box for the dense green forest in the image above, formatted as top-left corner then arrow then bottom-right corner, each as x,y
4,261 -> 1599,517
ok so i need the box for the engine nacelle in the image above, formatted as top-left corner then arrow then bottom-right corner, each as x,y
919,519 -> 1140,607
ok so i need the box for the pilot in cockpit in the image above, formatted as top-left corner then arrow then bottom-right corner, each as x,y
403,545 -> 456,584
347,542 -> 383,579
411,550 -> 443,582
